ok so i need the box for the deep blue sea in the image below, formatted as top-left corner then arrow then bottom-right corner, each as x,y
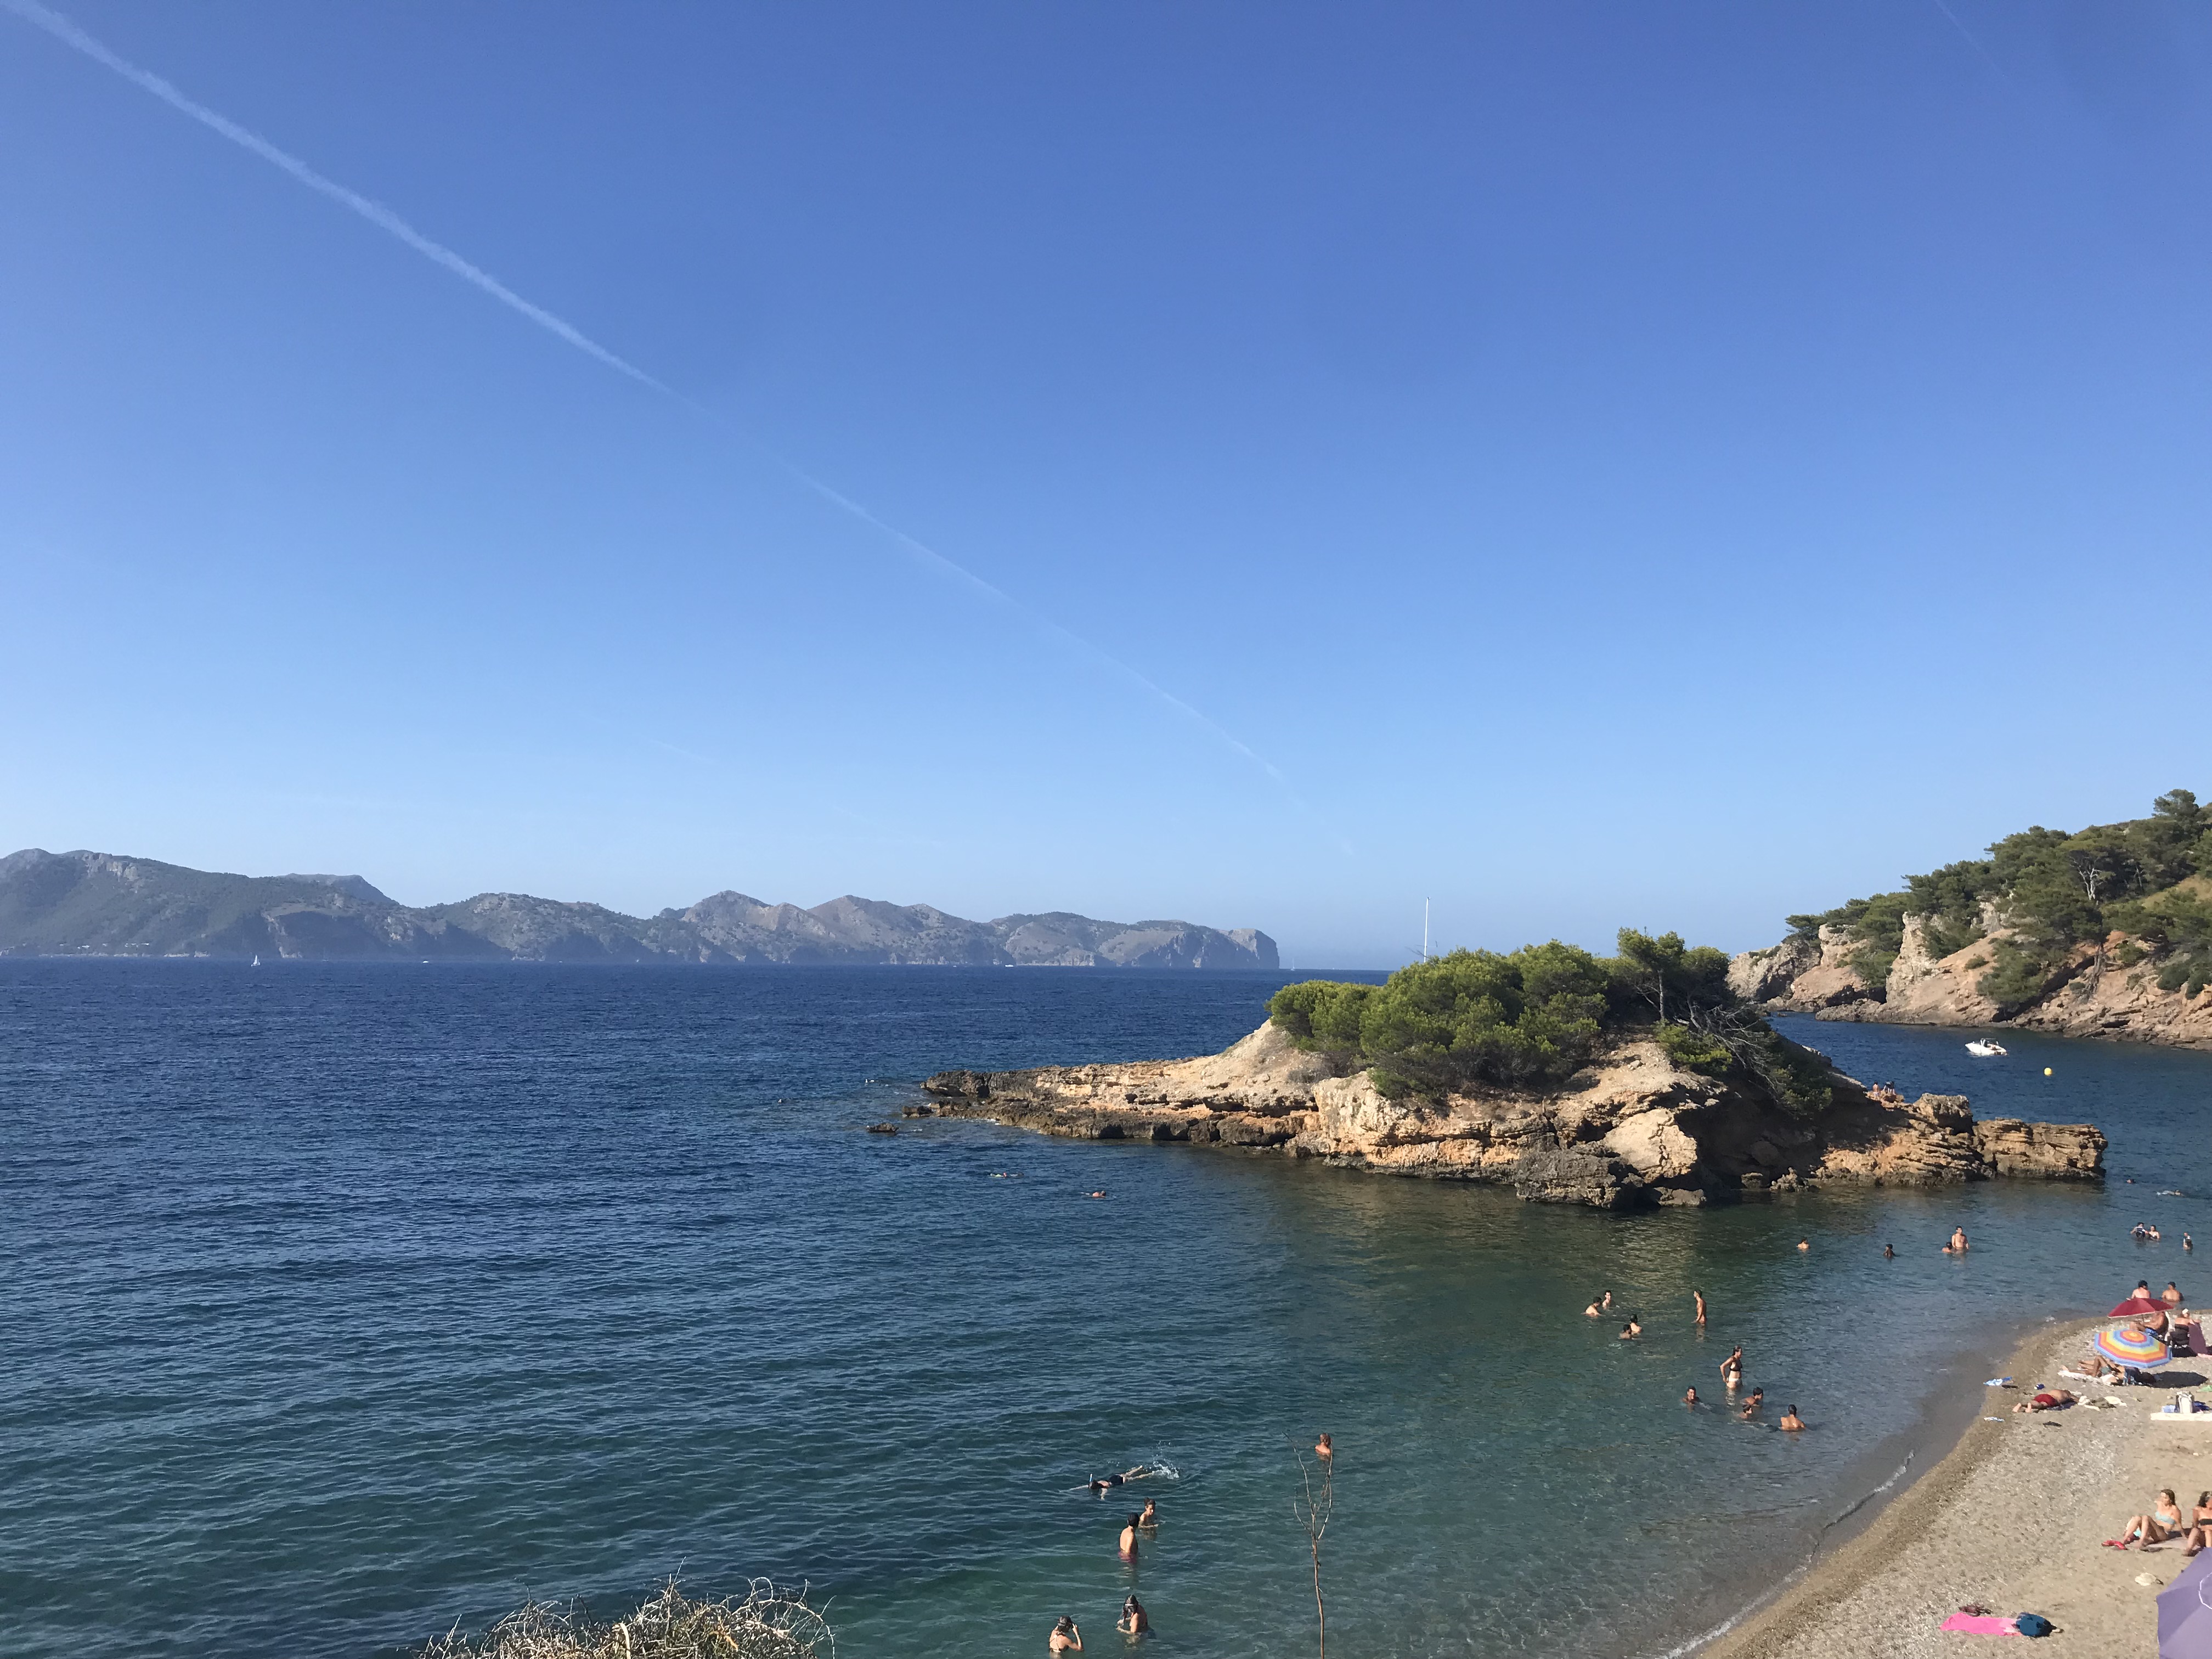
3,962 -> 2209,1659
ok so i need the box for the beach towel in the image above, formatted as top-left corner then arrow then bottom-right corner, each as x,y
1939,1613 -> 2021,1635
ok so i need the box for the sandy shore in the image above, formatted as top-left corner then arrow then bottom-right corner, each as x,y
1702,1318 -> 2210,1658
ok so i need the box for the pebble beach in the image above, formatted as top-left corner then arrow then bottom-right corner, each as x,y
1706,1318 -> 2202,1658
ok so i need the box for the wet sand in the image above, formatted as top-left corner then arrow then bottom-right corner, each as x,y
1702,1318 -> 2209,1658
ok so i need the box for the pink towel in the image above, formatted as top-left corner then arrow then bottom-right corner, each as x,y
1940,1613 -> 2020,1635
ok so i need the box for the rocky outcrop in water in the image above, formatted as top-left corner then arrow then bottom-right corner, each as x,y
1733,915 -> 2212,1049
919,1021 -> 2104,1208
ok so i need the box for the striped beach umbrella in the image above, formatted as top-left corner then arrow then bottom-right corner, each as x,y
2095,1324 -> 2175,1370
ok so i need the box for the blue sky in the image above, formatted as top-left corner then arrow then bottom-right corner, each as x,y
1,1 -> 2205,966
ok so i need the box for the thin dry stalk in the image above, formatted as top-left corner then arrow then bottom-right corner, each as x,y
420,1579 -> 832,1659
1289,1440 -> 1334,1659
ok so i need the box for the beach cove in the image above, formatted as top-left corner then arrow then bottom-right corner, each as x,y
3,965 -> 2208,1658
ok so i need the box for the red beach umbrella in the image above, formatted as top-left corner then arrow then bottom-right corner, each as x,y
2114,1296 -> 2166,1317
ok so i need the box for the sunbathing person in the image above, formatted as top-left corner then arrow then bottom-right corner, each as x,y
2012,1387 -> 2076,1413
2186,1492 -> 2212,1559
2110,1489 -> 2188,1549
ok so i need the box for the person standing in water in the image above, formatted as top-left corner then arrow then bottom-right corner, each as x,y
1684,1387 -> 1700,1407
1720,1345 -> 1743,1378
1119,1514 -> 1141,1560
1884,1243 -> 1895,1259
1314,1433 -> 1332,1463
1049,1615 -> 1083,1652
1946,1227 -> 1970,1254
1117,1595 -> 1149,1635
1779,1405 -> 1805,1431
1694,1289 -> 1707,1327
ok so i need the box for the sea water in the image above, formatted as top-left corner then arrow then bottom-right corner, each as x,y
2,962 -> 2208,1658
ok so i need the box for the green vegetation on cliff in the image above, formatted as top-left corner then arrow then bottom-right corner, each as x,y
1784,788 -> 2212,1013
1268,929 -> 1835,1115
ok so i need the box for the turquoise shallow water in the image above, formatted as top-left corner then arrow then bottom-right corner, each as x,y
2,963 -> 2208,1658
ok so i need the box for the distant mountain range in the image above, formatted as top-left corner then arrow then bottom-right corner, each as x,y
0,849 -> 1279,969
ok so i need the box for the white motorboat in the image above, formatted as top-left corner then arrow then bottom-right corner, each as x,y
1964,1039 -> 2007,1057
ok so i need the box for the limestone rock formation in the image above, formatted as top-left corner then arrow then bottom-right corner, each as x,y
1730,916 -> 2212,1051
919,1020 -> 2105,1209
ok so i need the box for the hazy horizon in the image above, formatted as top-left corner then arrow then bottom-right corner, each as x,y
4,3 -> 2205,968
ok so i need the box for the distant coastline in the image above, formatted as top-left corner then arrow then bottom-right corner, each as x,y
0,848 -> 1277,969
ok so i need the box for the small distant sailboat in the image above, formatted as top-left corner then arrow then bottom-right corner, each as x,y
251,954 -> 263,968
1965,1039 -> 2007,1057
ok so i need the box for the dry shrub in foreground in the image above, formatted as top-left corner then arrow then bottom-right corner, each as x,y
421,1581 -> 833,1659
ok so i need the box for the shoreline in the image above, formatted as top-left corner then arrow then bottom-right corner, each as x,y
1688,1316 -> 2192,1658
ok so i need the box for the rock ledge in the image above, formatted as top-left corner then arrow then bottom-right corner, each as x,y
920,1022 -> 2105,1209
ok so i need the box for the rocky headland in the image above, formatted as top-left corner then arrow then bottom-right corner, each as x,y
1734,789 -> 2212,1050
920,1020 -> 2103,1208
1730,911 -> 2212,1049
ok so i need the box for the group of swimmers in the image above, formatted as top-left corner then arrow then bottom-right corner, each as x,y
1052,1468 -> 1173,1647
1051,1440 -> 1333,1647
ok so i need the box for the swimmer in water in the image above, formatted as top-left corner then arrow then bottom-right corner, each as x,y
2189,1234 -> 2197,1252
1117,1595 -> 1149,1636
1050,1615 -> 1082,1652
1315,1433 -> 1333,1463
1739,1389 -> 1765,1419
1797,1239 -> 1809,1252
1138,1498 -> 1160,1530
1779,1404 -> 1805,1431
1088,1190 -> 1108,1200
1086,1466 -> 1150,1497
1601,1291 -> 1613,1311
1883,1243 -> 1895,1259
1585,1295 -> 1605,1317
1720,1345 -> 1743,1379
1694,1289 -> 1707,1326
1620,1317 -> 1641,1339
2167,1283 -> 2184,1305
1119,1513 -> 1141,1560
1684,1387 -> 1699,1407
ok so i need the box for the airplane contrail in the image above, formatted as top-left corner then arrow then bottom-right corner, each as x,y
4,0 -> 1317,812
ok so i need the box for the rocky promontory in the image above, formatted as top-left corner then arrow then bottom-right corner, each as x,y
1730,913 -> 2212,1049
920,1020 -> 2104,1209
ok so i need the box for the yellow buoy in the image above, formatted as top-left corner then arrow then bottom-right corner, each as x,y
2044,1067 -> 2053,1076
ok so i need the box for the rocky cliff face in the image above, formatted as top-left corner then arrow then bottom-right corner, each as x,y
0,848 -> 1279,968
919,1020 -> 2104,1209
1733,915 -> 2212,1049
